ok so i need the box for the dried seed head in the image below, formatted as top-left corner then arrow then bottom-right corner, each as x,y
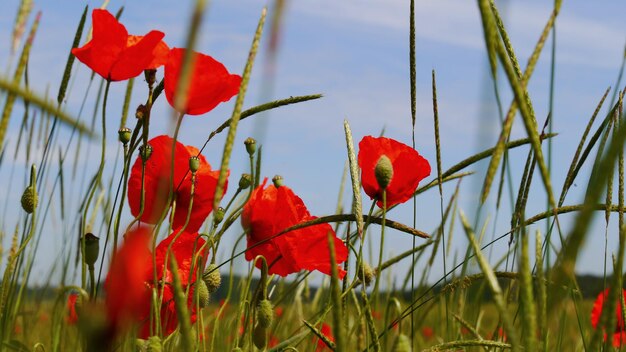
20,186 -> 37,213
203,264 -> 222,293
374,155 -> 393,190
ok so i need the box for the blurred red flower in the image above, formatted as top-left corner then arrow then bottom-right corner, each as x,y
315,323 -> 335,352
242,179 -> 348,277
591,288 -> 626,347
358,136 -> 430,208
127,35 -> 169,70
421,326 -> 434,340
66,292 -> 80,325
127,135 -> 225,233
71,9 -> 165,81
164,48 -> 241,115
140,229 -> 208,338
104,226 -> 152,331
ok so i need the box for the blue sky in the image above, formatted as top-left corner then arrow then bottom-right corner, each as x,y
0,0 -> 625,286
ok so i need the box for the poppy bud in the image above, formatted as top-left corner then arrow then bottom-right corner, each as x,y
272,175 -> 283,188
147,336 -> 163,352
257,299 -> 274,328
194,279 -> 209,308
139,144 -> 153,162
202,264 -> 221,293
189,156 -> 200,173
144,69 -> 157,87
135,104 -> 148,120
244,137 -> 256,156
252,324 -> 267,350
213,207 -> 225,225
238,174 -> 252,190
20,186 -> 37,213
118,127 -> 132,144
83,233 -> 100,267
391,333 -> 412,352
374,155 -> 393,190
357,262 -> 374,287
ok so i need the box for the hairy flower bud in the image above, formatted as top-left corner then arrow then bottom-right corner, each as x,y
21,185 -> 37,213
203,264 -> 221,293
257,299 -> 274,328
374,155 -> 393,190
194,279 -> 209,308
272,175 -> 284,188
118,127 -> 132,144
244,137 -> 256,156
252,324 -> 268,350
391,333 -> 412,352
357,262 -> 374,287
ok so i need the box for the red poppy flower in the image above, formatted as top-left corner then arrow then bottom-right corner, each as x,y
591,288 -> 626,347
127,35 -> 170,69
421,326 -> 434,340
242,179 -> 348,278
139,229 -> 208,338
104,226 -> 152,330
71,9 -> 165,81
164,48 -> 241,115
66,292 -> 80,325
315,323 -> 335,352
127,135 -> 226,233
358,136 -> 431,208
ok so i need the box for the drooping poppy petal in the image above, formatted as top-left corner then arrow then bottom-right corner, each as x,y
104,226 -> 153,330
242,179 -> 348,278
164,48 -> 241,115
71,9 -> 165,81
358,136 -> 431,208
591,288 -> 626,347
127,35 -> 169,69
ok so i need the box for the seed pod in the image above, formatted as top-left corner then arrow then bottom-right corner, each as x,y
20,185 -> 37,213
213,207 -> 225,226
83,233 -> 100,267
238,173 -> 252,190
139,144 -> 153,162
272,175 -> 283,188
118,127 -> 132,144
374,155 -> 393,190
189,156 -> 200,173
244,137 -> 256,156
